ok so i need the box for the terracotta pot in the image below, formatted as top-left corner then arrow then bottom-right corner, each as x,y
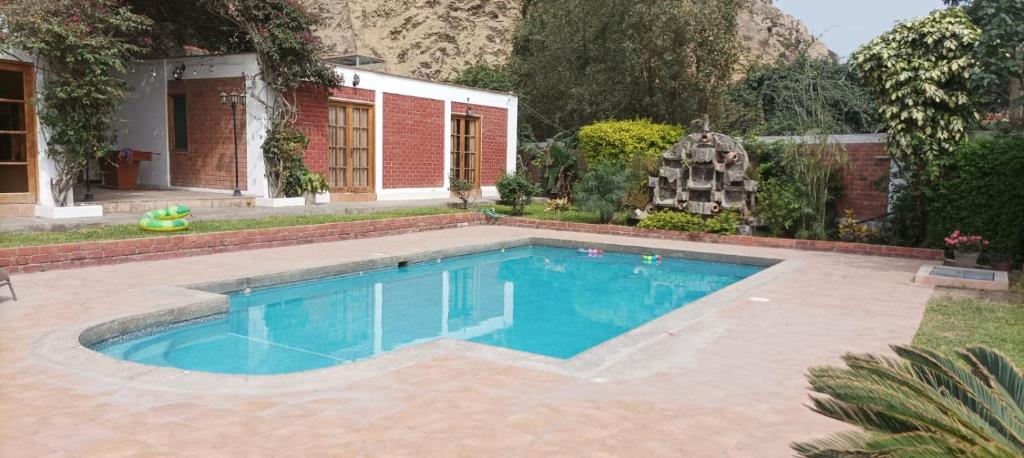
953,250 -> 980,268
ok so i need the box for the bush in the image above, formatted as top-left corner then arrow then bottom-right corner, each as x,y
573,163 -> 630,223
637,211 -> 740,235
748,139 -> 846,239
496,172 -> 539,216
578,120 -> 683,167
449,171 -> 475,209
927,135 -> 1024,262
637,211 -> 705,232
704,211 -> 742,235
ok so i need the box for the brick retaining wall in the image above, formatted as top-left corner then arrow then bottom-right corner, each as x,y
0,213 -> 486,275
1,213 -> 944,275
496,218 -> 944,261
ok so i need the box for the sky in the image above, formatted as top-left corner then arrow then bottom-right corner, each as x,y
774,0 -> 947,59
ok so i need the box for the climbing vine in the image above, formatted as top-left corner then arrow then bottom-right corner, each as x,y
1,0 -> 150,206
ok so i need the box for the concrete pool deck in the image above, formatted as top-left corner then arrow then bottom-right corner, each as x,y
0,226 -> 935,456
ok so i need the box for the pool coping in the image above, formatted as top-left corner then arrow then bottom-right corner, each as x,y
34,236 -> 788,394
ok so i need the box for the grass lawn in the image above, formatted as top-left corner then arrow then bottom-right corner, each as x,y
0,207 -> 465,249
913,276 -> 1024,366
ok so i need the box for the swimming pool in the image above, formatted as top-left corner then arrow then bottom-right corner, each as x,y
93,245 -> 762,374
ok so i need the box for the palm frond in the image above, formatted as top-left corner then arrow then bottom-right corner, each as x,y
795,346 -> 1024,458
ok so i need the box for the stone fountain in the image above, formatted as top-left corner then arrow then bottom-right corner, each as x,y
648,129 -> 758,218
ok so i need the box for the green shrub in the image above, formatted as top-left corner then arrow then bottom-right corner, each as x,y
578,120 -> 682,167
927,135 -> 1024,262
637,211 -> 705,232
573,163 -> 630,223
449,171 -> 475,209
756,178 -> 803,236
704,211 -> 741,235
637,211 -> 740,235
496,172 -> 539,216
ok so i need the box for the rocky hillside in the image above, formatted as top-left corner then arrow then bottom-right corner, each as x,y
316,0 -> 832,81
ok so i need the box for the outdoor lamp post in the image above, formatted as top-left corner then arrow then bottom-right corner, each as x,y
220,91 -> 244,197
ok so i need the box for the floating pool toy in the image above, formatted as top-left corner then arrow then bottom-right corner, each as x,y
641,255 -> 662,264
139,204 -> 191,232
578,248 -> 604,257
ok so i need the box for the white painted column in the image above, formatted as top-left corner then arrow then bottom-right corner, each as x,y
374,90 -> 385,195
443,100 -> 452,191
506,94 -> 519,174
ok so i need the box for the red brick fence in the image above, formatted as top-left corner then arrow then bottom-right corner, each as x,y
0,213 -> 942,274
496,218 -> 943,261
0,213 -> 486,274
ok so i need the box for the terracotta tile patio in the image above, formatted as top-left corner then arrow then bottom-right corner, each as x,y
0,226 -> 935,457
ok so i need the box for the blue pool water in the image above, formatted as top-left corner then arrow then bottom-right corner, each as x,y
95,246 -> 762,374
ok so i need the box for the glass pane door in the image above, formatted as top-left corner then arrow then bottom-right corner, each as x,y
351,107 -> 371,191
327,102 -> 373,193
0,64 -> 35,203
450,116 -> 479,186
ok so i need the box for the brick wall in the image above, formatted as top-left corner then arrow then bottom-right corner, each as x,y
168,77 -> 247,190
498,218 -> 943,260
451,102 -> 509,185
0,213 -> 486,274
837,143 -> 891,220
383,93 -> 445,188
294,84 -> 376,176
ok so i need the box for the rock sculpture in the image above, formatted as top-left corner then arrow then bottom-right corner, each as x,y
648,129 -> 758,218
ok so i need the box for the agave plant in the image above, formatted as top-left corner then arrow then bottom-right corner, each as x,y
793,345 -> 1024,457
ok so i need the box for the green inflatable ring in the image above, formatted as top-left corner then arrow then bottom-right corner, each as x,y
139,204 -> 191,232
143,204 -> 191,220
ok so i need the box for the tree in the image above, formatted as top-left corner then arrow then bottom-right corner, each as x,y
945,0 -> 1024,127
725,54 -> 879,135
850,8 -> 980,243
447,63 -> 516,92
511,0 -> 744,138
792,345 -> 1024,457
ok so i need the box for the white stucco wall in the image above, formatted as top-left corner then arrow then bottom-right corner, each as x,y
116,63 -> 169,187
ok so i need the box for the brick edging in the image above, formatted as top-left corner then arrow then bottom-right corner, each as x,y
0,213 -> 486,275
496,217 -> 944,261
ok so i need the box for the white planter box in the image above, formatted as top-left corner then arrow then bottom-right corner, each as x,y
255,197 -> 306,208
314,192 -> 331,204
35,204 -> 104,219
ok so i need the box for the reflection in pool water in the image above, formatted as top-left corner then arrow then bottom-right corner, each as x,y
95,246 -> 762,374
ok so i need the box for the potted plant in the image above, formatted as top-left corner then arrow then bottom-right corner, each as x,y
299,170 -> 330,205
944,230 -> 988,268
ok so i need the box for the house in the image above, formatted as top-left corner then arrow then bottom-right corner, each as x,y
0,52 -> 518,218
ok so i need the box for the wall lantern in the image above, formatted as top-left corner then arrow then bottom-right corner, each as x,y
171,63 -> 186,80
352,73 -> 360,87
465,97 -> 474,117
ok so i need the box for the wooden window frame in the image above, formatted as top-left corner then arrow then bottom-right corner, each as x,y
0,60 -> 38,204
327,99 -> 375,193
450,114 -> 482,188
167,93 -> 189,153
